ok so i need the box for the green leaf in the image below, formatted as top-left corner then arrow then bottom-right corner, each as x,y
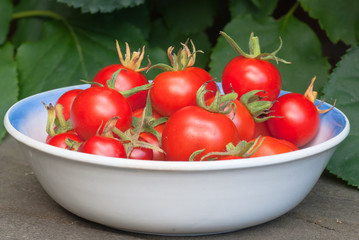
0,42 -> 18,141
12,0 -> 78,47
56,0 -> 145,13
229,0 -> 278,18
209,15 -> 330,93
67,4 -> 151,41
0,0 -> 13,45
299,0 -> 359,45
322,45 -> 359,188
144,46 -> 167,81
147,18 -> 212,70
155,0 -> 219,35
12,0 -> 150,47
278,16 -> 331,93
16,20 -> 146,99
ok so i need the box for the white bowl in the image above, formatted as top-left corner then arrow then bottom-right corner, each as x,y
4,84 -> 350,236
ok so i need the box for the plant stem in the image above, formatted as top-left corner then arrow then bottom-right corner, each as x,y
279,2 -> 300,36
12,10 -> 63,20
11,10 -> 88,80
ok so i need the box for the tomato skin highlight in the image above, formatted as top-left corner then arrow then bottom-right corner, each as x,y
222,56 -> 281,101
71,87 -> 132,140
150,70 -> 215,117
266,93 -> 320,147
162,106 -> 241,161
78,135 -> 127,158
92,64 -> 149,111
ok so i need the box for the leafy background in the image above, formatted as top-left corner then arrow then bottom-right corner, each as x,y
1,0 -> 358,187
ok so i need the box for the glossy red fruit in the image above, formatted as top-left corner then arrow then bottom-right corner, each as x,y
56,89 -> 82,121
266,93 -> 320,147
162,105 -> 240,161
92,64 -> 149,111
71,87 -> 132,140
78,135 -> 126,158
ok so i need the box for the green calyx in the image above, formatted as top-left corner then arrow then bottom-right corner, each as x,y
197,81 -> 238,114
240,90 -> 275,122
132,93 -> 168,146
106,68 -> 154,97
43,102 -> 73,137
220,31 -> 291,64
147,39 -> 203,72
189,137 -> 263,161
112,99 -> 165,158
116,40 -> 151,72
82,69 -> 153,97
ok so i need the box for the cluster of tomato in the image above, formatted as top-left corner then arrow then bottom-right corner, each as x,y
44,32 -> 332,161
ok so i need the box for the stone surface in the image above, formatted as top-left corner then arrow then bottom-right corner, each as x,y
1,135 -> 358,240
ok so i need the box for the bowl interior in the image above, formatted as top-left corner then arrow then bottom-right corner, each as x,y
4,84 -> 350,167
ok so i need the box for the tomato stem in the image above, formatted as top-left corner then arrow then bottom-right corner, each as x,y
279,2 -> 300,36
220,31 -> 290,64
240,90 -> 275,122
196,81 -> 238,114
120,82 -> 153,98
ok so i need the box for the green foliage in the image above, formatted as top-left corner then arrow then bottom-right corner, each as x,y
1,0 -> 358,187
57,0 -> 145,13
323,46 -> 359,187
229,0 -> 278,18
209,15 -> 330,93
0,0 -> 12,44
299,0 -> 359,45
0,42 -> 18,141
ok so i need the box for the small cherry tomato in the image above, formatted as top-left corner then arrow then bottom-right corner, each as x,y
92,64 -> 149,111
266,93 -> 320,147
249,136 -> 298,158
56,89 -> 82,120
71,86 -> 132,140
162,105 -> 240,161
207,96 -> 255,141
46,131 -> 82,150
78,135 -> 126,158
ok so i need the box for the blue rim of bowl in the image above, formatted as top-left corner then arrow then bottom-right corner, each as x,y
4,85 -> 350,171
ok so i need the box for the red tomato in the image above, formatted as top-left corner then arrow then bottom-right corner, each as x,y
150,69 -> 217,117
71,87 -> 132,140
249,136 -> 298,158
254,121 -> 272,138
162,106 -> 240,161
206,96 -> 255,141
78,135 -> 126,158
222,56 -> 281,101
92,64 -> 149,111
132,107 -> 162,119
128,137 -> 154,160
266,93 -> 320,147
149,70 -> 204,116
139,124 -> 166,160
129,146 -> 153,160
46,131 -> 82,150
187,67 -> 217,99
56,89 -> 82,121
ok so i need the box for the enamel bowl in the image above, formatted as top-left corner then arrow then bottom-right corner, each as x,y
4,84 -> 350,236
